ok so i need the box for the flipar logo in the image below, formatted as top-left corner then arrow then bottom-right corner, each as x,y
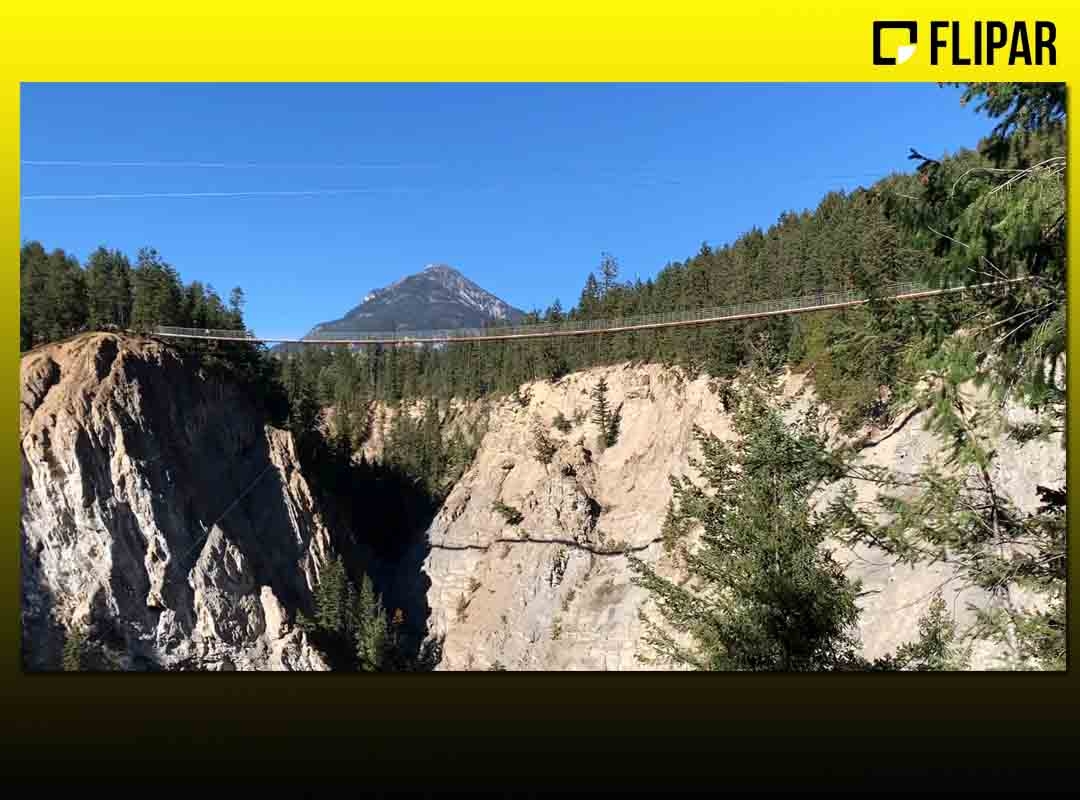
874,21 -> 917,65
874,20 -> 1057,66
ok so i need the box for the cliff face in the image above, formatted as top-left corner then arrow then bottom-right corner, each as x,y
408,363 -> 1064,670
22,334 -> 1063,672
20,334 -> 332,671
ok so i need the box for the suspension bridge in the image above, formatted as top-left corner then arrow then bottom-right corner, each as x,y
151,277 -> 1029,346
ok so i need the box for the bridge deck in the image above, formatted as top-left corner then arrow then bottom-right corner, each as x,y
152,278 -> 1027,345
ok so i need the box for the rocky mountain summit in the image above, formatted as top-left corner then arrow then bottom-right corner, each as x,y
303,263 -> 525,338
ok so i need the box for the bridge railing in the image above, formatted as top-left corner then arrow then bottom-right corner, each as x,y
152,279 -> 1018,344
155,325 -> 256,340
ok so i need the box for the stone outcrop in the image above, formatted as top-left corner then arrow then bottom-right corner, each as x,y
412,363 -> 1064,670
20,334 -> 333,670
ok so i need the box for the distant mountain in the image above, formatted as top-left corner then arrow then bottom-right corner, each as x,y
284,264 -> 526,347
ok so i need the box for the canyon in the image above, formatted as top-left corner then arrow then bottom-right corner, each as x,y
20,333 -> 1064,670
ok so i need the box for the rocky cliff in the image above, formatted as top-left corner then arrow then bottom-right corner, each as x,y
20,334 -> 334,670
403,363 -> 1064,670
22,334 -> 1063,672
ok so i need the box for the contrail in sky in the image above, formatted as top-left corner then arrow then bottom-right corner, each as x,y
20,159 -> 435,169
21,188 -> 420,201
20,168 -> 895,201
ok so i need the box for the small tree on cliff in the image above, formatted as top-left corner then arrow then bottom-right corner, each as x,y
305,558 -> 397,671
628,382 -> 862,671
62,627 -> 86,672
892,592 -> 972,671
590,377 -> 620,448
591,377 -> 610,430
530,418 -> 558,464
313,556 -> 349,637
354,573 -> 390,672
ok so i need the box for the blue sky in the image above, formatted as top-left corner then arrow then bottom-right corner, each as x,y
20,83 -> 993,338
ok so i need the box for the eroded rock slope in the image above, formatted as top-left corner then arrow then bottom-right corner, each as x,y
21,334 -> 333,670
409,364 -> 1063,670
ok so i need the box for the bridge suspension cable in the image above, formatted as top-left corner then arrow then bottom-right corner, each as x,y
150,277 -> 1029,346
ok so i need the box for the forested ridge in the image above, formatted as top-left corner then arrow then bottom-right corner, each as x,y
20,243 -> 248,352
24,90 -> 1060,438
23,83 -> 1066,671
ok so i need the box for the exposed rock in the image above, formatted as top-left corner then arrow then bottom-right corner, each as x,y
416,363 -> 1064,670
21,333 -> 1063,672
20,333 -> 333,671
281,263 -> 526,354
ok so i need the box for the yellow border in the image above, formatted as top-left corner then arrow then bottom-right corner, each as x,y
0,3 -> 1074,80
1,2 -> 1076,774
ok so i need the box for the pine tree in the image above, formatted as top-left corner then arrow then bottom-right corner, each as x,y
354,573 -> 389,672
130,247 -> 183,331
228,287 -> 246,329
825,83 -> 1067,671
85,246 -> 132,330
629,383 -> 861,671
599,251 -> 620,297
546,298 -> 564,322
590,377 -> 619,448
591,377 -> 610,431
20,241 -> 47,349
62,627 -> 86,671
313,556 -> 348,636
39,248 -> 87,342
604,403 -> 621,448
893,593 -> 972,671
578,273 -> 602,317
530,418 -> 558,464
949,82 -> 1065,163
897,83 -> 1065,426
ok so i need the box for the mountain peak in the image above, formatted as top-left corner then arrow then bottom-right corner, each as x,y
421,263 -> 467,286
423,263 -> 458,274
295,264 -> 525,343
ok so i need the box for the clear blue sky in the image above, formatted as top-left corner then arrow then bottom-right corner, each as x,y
20,83 -> 993,338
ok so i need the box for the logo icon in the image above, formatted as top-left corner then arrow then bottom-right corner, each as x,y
874,21 -> 918,65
